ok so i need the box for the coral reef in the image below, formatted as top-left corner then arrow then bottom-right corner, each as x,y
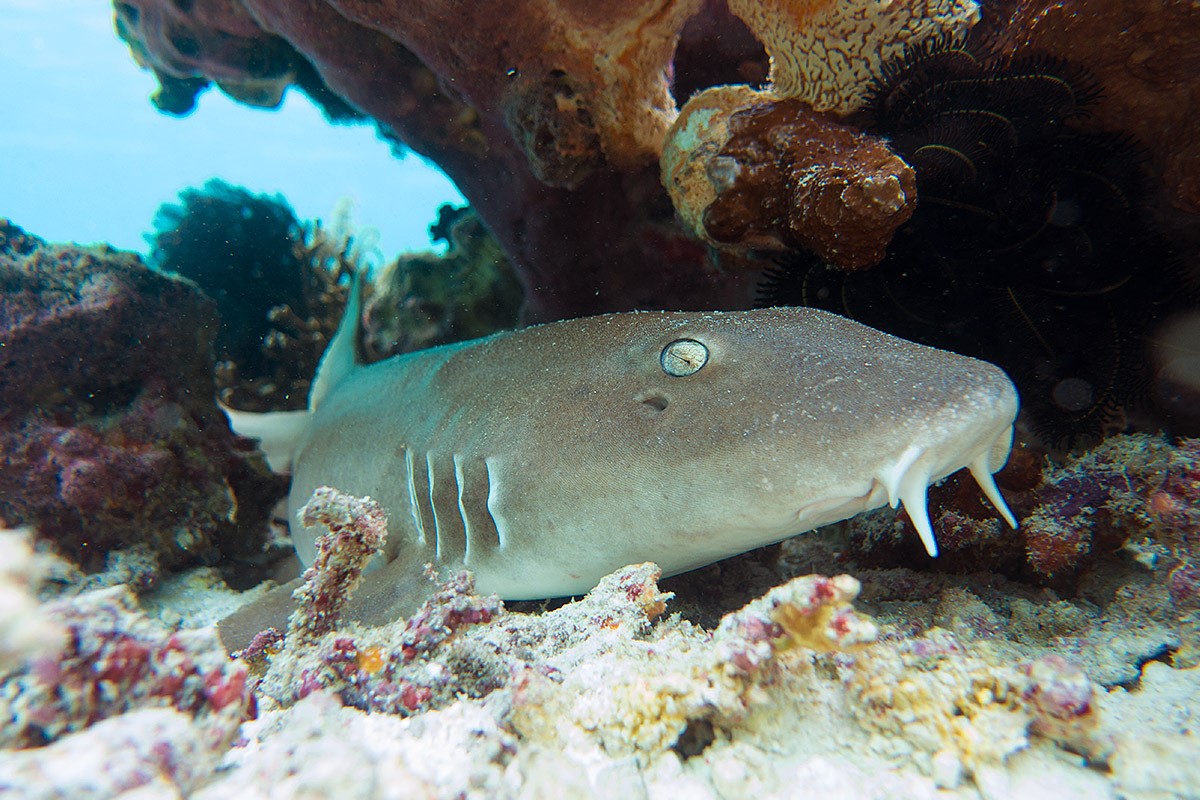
8,2 -> 1198,795
802,434 -> 1199,681
110,0 -> 1200,445
109,0 -> 1007,319
362,205 -> 524,360
759,42 -> 1192,443
148,180 -> 356,412
109,0 -> 1200,320
851,434 -> 1198,583
0,220 -> 285,576
5,487 -> 1200,797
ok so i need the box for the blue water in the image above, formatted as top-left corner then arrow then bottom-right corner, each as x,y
0,1 -> 463,257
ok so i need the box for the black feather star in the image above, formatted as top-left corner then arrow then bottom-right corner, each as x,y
759,41 -> 1185,445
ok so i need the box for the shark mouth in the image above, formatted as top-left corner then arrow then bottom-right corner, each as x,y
873,428 -> 1019,557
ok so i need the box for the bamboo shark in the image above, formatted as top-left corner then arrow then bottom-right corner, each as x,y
220,275 -> 1018,646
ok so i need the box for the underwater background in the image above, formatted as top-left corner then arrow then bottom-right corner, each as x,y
2,0 -> 1200,797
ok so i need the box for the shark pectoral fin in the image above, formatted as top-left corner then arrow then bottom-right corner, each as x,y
220,406 -> 312,474
216,558 -> 439,654
216,576 -> 305,654
343,555 -> 441,629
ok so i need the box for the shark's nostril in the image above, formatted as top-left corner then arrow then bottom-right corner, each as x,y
638,392 -> 669,412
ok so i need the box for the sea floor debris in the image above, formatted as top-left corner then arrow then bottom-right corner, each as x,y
3,473 -> 1199,799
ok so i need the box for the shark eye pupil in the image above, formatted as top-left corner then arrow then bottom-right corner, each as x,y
661,339 -> 708,376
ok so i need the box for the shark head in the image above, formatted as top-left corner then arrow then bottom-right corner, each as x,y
438,306 -> 1019,597
220,288 -> 1021,645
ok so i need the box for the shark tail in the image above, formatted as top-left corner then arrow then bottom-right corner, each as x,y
221,270 -> 365,473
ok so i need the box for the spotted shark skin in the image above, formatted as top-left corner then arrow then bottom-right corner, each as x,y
220,276 -> 1018,645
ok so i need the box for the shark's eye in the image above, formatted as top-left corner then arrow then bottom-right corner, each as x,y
661,339 -> 708,376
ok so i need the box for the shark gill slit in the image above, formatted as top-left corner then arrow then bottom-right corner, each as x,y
457,455 -> 502,563
454,454 -> 471,565
483,458 -> 506,550
411,452 -> 436,557
403,448 -> 426,547
428,451 -> 467,565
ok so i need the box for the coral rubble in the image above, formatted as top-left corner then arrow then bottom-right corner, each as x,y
5,483 -> 1200,797
0,220 -> 285,578
0,565 -> 252,751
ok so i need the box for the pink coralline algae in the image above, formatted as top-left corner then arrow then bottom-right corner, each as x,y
0,583 -> 253,749
713,573 -> 877,676
288,487 -> 389,644
0,220 -> 285,578
268,567 -> 506,714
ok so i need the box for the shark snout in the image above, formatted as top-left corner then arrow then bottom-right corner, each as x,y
870,373 -> 1020,557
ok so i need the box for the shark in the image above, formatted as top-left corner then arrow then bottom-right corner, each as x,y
219,275 -> 1018,648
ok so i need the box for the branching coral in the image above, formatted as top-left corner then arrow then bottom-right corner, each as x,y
148,180 -> 354,412
288,487 -> 389,645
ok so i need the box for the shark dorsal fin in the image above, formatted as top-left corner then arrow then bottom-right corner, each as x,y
309,269 -> 364,411
220,271 -> 363,474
